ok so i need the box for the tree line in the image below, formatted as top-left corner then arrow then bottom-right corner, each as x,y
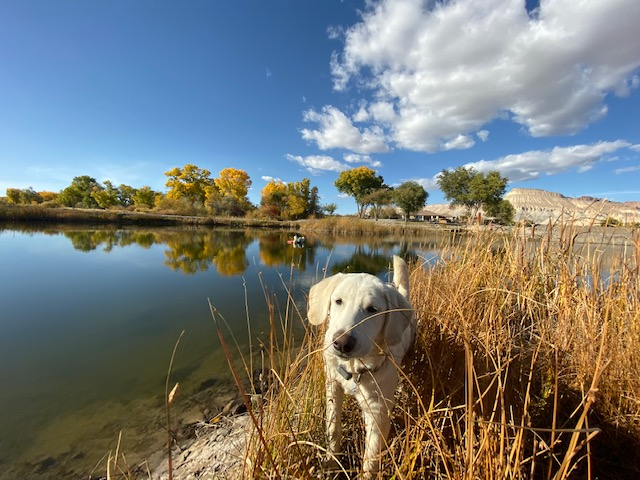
4,163 -> 513,223
334,165 -> 513,223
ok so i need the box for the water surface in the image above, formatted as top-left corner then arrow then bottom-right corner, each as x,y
0,225 -> 443,479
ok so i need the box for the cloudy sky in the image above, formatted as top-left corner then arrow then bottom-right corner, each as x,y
1,0 -> 639,213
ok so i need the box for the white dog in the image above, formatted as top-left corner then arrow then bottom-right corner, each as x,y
308,255 -> 415,477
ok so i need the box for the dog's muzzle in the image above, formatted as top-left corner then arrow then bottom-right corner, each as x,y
332,329 -> 357,356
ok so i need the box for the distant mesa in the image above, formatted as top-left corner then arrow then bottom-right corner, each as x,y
427,188 -> 640,225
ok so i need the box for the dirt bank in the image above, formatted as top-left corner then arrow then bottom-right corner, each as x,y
150,413 -> 250,480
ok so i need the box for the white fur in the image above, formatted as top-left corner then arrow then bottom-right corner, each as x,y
308,255 -> 415,477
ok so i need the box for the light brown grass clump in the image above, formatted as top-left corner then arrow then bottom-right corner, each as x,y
238,223 -> 640,479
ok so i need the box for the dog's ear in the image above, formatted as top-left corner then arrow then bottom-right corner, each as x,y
383,289 -> 414,346
392,255 -> 410,302
307,274 -> 343,325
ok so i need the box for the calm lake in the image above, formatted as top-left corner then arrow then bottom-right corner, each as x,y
0,225 -> 445,479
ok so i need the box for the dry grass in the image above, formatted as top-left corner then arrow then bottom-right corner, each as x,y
0,203 -> 293,228
234,221 -> 640,479
302,216 -> 446,236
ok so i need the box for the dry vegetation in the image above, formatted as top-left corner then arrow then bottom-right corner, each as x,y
232,221 -> 640,479
0,203 -> 292,228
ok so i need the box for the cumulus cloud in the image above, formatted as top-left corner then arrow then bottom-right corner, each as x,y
443,134 -> 475,151
285,154 -> 347,174
286,151 -> 386,174
301,106 -> 390,154
303,0 -> 640,153
261,176 -> 281,183
412,176 -> 440,192
343,153 -> 383,167
464,140 -> 631,182
413,140 -> 632,188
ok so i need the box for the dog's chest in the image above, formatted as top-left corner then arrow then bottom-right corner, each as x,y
325,353 -> 392,396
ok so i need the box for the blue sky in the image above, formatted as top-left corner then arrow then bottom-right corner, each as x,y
1,0 -> 639,214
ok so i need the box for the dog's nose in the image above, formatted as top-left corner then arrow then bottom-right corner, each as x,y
332,330 -> 356,354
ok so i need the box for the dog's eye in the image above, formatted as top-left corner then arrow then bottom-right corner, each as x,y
366,306 -> 379,314
334,298 -> 343,305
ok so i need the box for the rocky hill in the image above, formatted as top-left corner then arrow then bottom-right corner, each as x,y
426,188 -> 640,225
505,188 -> 640,225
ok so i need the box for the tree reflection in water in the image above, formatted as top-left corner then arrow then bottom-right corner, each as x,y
54,227 -> 435,277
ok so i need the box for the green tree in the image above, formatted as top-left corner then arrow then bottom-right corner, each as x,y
132,186 -> 157,209
92,180 -> 120,209
59,176 -> 102,208
437,167 -> 508,222
117,184 -> 136,207
362,187 -> 394,220
601,216 -> 621,227
323,203 -> 338,216
334,166 -> 384,218
6,187 -> 43,204
394,181 -> 428,221
165,164 -> 214,204
308,186 -> 321,217
6,188 -> 21,203
485,199 -> 515,225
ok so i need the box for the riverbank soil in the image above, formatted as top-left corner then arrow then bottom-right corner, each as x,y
150,414 -> 250,480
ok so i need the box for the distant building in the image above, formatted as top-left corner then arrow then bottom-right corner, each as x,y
412,209 -> 455,223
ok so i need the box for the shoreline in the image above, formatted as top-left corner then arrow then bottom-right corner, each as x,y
149,413 -> 250,480
0,204 -> 296,229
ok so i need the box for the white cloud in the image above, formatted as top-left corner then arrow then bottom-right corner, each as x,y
615,165 -> 640,174
465,140 -> 631,182
261,176 -> 281,183
301,106 -> 390,154
285,154 -> 347,174
308,0 -> 640,153
327,25 -> 343,40
343,153 -> 383,167
442,134 -> 475,151
413,140 -> 632,189
410,176 -> 440,192
477,130 -> 489,142
284,151 -> 385,174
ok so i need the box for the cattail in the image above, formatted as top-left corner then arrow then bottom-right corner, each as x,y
168,383 -> 179,405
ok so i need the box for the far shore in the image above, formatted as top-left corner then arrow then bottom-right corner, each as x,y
0,203 -> 457,233
0,203 -> 296,228
1,204 -> 637,244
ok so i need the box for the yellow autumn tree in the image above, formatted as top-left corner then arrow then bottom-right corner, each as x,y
205,168 -> 253,216
164,164 -> 214,204
285,178 -> 312,220
260,180 -> 287,218
214,168 -> 252,201
260,178 -> 319,220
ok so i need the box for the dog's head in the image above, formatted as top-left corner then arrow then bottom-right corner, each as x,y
308,256 -> 414,359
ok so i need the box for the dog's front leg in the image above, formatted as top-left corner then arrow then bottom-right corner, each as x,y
325,376 -> 344,463
359,389 -> 394,477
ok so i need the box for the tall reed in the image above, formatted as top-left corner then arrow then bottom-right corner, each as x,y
228,222 -> 640,479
